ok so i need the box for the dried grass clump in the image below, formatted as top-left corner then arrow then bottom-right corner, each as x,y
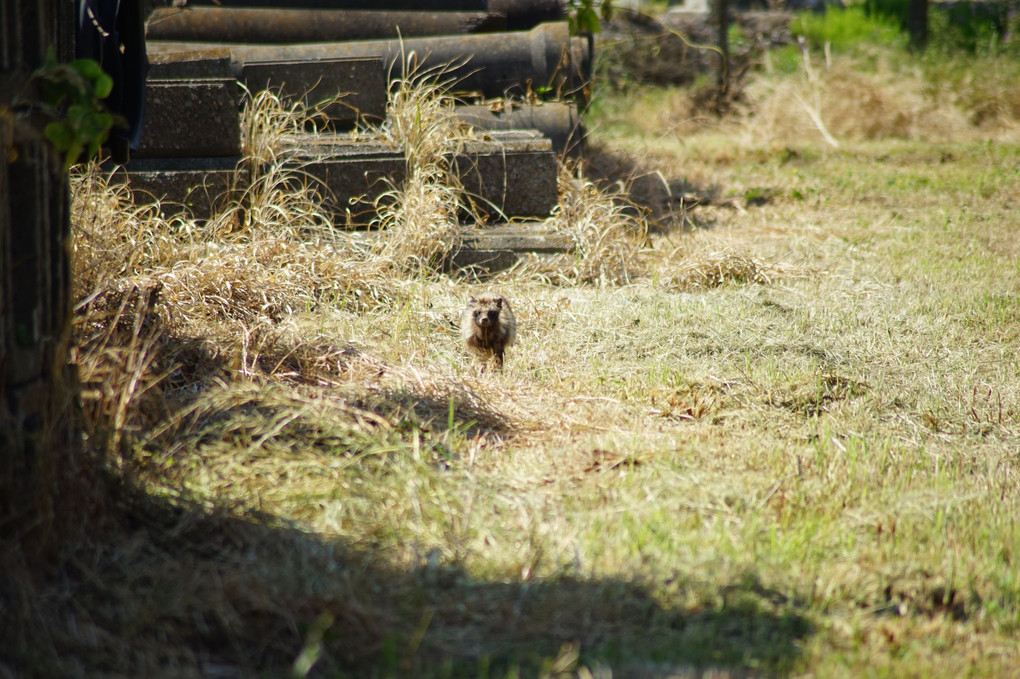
71,166 -> 381,326
240,87 -> 317,167
372,166 -> 463,276
72,90 -> 406,328
377,61 -> 468,170
546,165 -> 647,286
925,57 -> 1020,130
68,96 -> 402,458
73,282 -> 173,458
658,240 -> 809,290
370,61 -> 475,275
744,51 -> 970,145
71,164 -> 184,301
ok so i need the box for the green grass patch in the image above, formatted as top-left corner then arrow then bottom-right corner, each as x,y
791,5 -> 906,52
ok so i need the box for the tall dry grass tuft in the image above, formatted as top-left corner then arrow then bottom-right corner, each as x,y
67,87 -> 410,455
240,86 -> 319,167
376,60 -> 468,170
744,49 -> 981,145
73,283 -> 173,459
370,59 -> 475,275
371,165 -> 463,275
71,163 -> 183,301
546,164 -> 647,286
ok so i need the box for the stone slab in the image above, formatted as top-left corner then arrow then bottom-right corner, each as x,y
282,130 -> 557,223
147,22 -> 590,103
241,57 -> 386,128
146,8 -> 506,43
353,222 -> 572,273
182,0 -> 487,9
115,156 -> 245,219
135,78 -> 241,158
447,248 -> 521,273
458,223 -> 571,253
456,102 -> 584,156
146,49 -> 234,79
119,131 -> 560,224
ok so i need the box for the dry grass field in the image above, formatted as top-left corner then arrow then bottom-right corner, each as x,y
6,28 -> 1020,679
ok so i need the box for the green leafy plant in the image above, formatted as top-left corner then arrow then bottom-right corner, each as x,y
790,6 -> 905,51
566,0 -> 614,35
32,48 -> 115,169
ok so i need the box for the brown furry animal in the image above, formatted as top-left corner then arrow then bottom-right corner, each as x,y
461,292 -> 517,371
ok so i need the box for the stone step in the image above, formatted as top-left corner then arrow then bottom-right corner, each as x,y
279,130 -> 558,224
241,56 -> 387,127
113,156 -> 246,218
449,223 -> 571,272
140,50 -> 585,160
135,77 -> 241,158
351,222 -> 571,273
455,102 -> 584,157
145,49 -> 386,132
118,131 -> 558,223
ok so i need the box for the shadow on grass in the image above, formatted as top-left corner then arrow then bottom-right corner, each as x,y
48,296 -> 809,677
3,480 -> 814,679
582,143 -> 723,232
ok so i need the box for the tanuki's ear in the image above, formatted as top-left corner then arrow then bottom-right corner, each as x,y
495,297 -> 503,308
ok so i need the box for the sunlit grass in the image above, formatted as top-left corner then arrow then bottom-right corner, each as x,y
36,39 -> 1020,679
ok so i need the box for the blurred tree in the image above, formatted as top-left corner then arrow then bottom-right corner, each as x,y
908,0 -> 928,49
0,0 -> 95,564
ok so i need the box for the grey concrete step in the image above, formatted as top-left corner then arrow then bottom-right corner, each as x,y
114,156 -> 246,218
352,222 -> 572,273
118,131 -> 558,224
281,130 -> 557,225
145,50 -> 386,131
135,78 -> 241,158
449,222 -> 571,272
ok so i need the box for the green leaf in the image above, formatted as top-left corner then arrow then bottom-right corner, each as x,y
93,72 -> 114,99
66,103 -> 89,127
44,121 -> 74,150
64,139 -> 84,169
577,7 -> 601,34
70,58 -> 105,81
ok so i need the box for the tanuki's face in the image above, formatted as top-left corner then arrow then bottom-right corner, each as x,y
473,305 -> 500,328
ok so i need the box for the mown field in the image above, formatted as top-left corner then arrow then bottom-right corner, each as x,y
8,10 -> 1020,678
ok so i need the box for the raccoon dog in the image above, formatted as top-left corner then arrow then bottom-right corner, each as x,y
461,292 -> 517,371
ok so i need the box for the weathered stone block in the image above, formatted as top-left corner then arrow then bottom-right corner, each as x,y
135,78 -> 241,158
146,49 -> 234,79
281,130 -> 557,224
458,132 -> 558,220
447,249 -> 521,273
182,0 -> 487,9
148,22 -> 590,103
241,57 -> 386,128
116,156 -> 245,219
455,102 -> 584,156
458,223 -> 571,253
146,8 -> 506,43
